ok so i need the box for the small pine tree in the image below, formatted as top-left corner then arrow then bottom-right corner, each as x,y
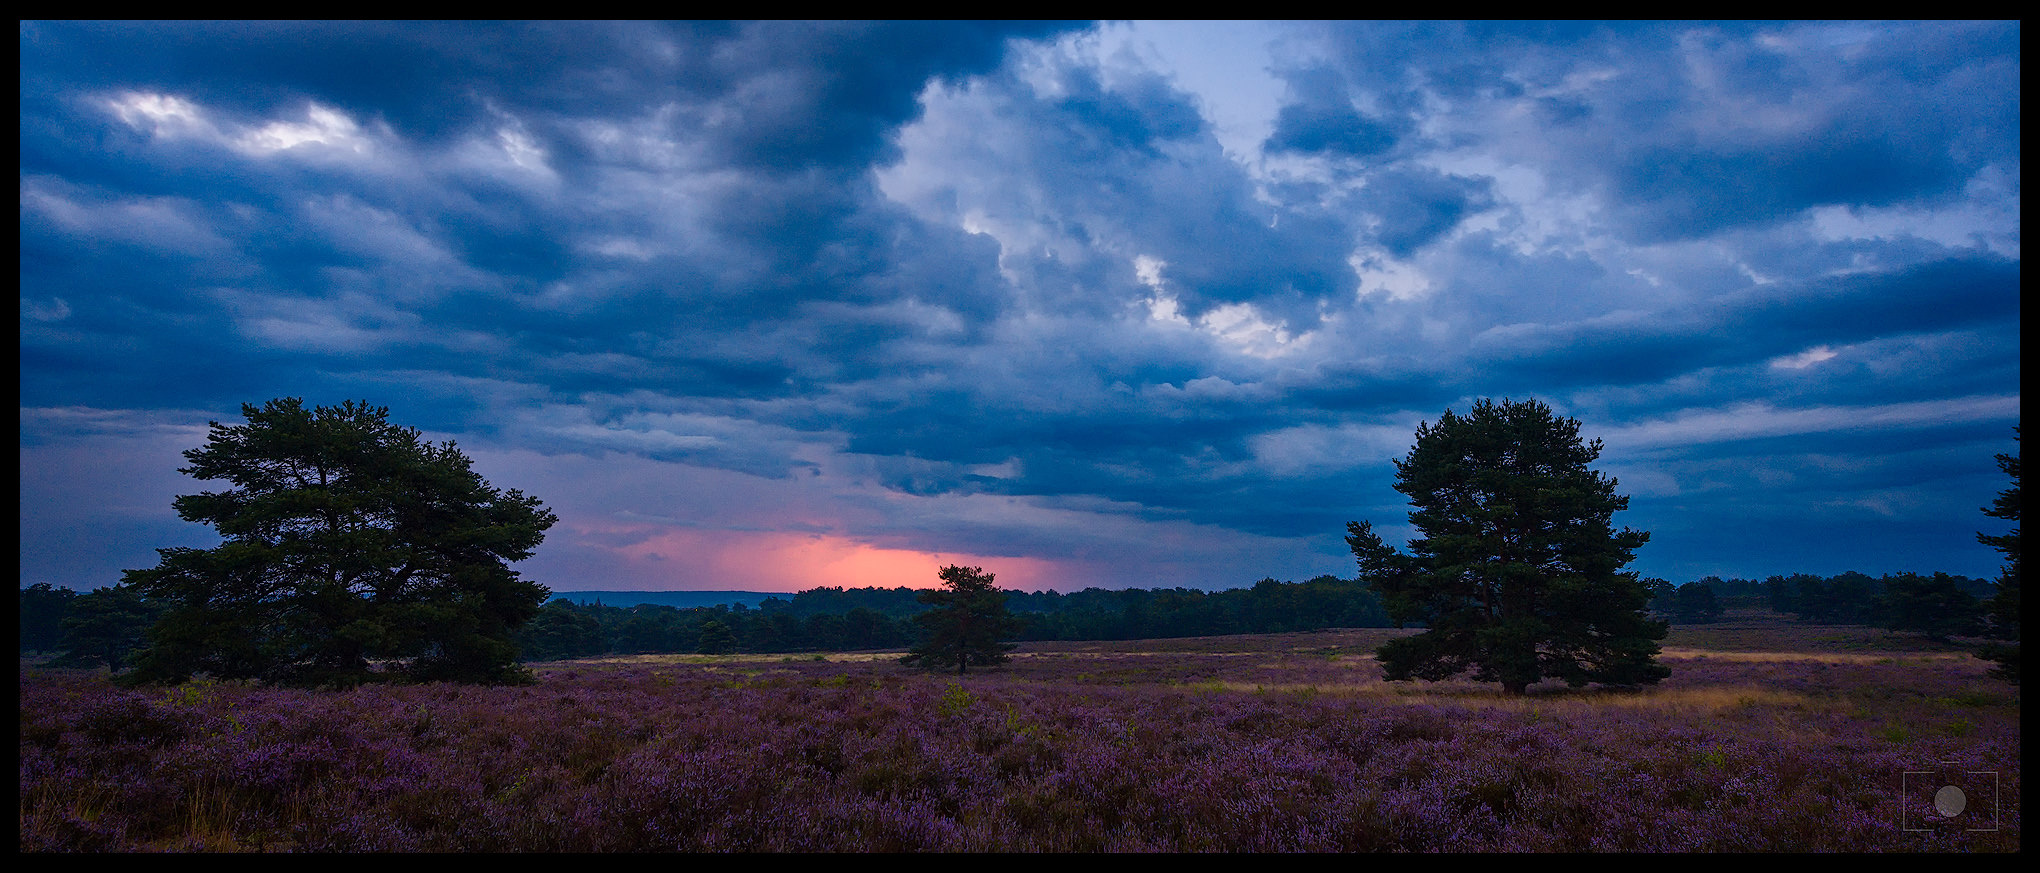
901,565 -> 1020,675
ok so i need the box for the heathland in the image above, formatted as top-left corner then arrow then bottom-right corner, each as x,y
18,609 -> 2019,851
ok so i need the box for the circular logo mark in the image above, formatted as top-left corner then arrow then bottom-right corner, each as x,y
1934,785 -> 1967,818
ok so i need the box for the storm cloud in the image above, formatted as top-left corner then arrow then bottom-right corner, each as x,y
20,21 -> 2020,593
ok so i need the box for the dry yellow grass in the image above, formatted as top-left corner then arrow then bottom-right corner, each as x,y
1656,647 -> 1971,664
1176,678 -> 1820,714
1008,650 -> 1264,659
541,651 -> 906,666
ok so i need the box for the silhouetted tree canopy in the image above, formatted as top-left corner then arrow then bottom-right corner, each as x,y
1350,398 -> 1668,695
1650,579 -> 1724,624
121,399 -> 555,688
19,582 -> 78,654
695,619 -> 738,655
901,565 -> 1020,674
1977,428 -> 2020,683
1876,572 -> 1982,642
517,600 -> 609,662
48,585 -> 164,670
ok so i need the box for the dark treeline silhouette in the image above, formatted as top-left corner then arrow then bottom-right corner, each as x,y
20,569 -> 2003,664
1761,571 -> 1993,640
1643,578 -> 1727,624
510,575 -> 1392,660
1008,576 -> 1392,640
1636,572 -> 1995,634
18,582 -> 167,669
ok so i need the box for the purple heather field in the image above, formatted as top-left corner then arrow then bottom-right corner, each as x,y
19,613 -> 2020,852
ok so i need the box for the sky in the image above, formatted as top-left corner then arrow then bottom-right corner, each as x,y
19,21 -> 2021,595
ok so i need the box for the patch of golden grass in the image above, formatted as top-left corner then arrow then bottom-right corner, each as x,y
1656,648 -> 1971,664
1385,684 -> 1819,713
542,651 -> 904,667
1009,650 -> 1262,659
793,652 -> 907,662
1186,680 -> 1392,695
1174,677 -> 1819,714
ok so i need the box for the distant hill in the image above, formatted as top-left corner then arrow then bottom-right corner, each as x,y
547,590 -> 779,610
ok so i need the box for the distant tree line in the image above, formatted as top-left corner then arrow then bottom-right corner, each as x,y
24,574 -> 1390,664
1634,571 -> 1997,641
1761,571 -> 1995,641
1642,578 -> 1728,624
511,574 -> 1393,660
21,568 -> 2006,665
18,583 -> 167,670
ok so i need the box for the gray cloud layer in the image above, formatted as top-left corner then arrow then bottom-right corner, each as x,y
19,21 -> 2020,592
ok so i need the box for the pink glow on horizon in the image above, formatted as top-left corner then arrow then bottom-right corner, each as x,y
595,525 -> 1067,593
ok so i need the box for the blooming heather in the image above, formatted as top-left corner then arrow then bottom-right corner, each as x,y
19,624 -> 2021,851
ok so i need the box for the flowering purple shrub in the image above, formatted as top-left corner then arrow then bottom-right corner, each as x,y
19,624 -> 2020,851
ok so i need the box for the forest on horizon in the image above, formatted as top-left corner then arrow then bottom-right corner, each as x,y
22,569 -> 1999,666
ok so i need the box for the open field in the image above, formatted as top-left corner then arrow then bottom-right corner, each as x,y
20,614 -> 2019,851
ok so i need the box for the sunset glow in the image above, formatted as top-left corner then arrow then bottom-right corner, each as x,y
602,527 -> 1066,593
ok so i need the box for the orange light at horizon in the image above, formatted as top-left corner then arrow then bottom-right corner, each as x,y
598,525 -> 1063,593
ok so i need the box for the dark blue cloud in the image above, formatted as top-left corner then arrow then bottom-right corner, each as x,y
1459,256 -> 2019,395
17,22 -> 2022,592
1723,257 -> 2020,348
1611,131 -> 1962,242
1363,169 -> 1493,257
22,22 -> 1084,168
1263,67 -> 1399,160
1311,20 -> 2018,242
886,48 -> 1362,327
1052,64 -> 1208,158
1265,101 -> 1398,159
19,21 -> 1072,417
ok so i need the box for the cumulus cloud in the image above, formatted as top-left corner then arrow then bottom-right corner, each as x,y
18,21 -> 2021,592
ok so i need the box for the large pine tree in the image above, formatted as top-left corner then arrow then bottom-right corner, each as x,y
122,398 -> 556,687
1976,428 -> 2019,684
1348,398 -> 1668,695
